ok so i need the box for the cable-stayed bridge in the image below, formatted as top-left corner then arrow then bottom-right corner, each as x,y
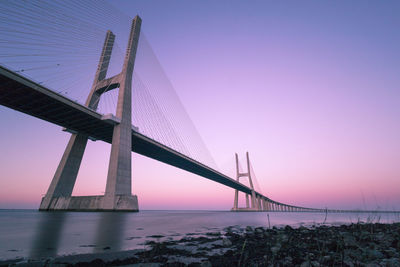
0,1 -> 350,212
1,61 -> 325,212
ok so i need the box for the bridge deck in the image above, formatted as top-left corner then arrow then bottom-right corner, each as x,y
0,65 -> 257,196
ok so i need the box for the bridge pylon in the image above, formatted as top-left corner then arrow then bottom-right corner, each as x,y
232,152 -> 260,211
39,16 -> 142,212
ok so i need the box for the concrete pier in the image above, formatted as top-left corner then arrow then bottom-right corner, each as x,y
40,16 -> 142,212
232,152 -> 261,211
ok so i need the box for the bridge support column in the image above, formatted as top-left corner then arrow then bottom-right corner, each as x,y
39,16 -> 142,212
233,153 -> 240,211
233,188 -> 239,211
39,134 -> 89,210
255,196 -> 259,210
103,16 -> 141,211
232,152 -> 262,211
250,191 -> 257,209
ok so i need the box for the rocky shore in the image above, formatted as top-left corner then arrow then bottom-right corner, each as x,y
5,222 -> 400,267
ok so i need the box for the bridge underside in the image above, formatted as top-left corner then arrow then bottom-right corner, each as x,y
0,66 -> 254,197
0,66 -> 333,212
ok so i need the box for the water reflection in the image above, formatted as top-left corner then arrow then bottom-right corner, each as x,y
93,212 -> 128,252
29,212 -> 129,259
30,212 -> 67,259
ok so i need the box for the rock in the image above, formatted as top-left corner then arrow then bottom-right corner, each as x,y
375,232 -> 385,241
381,258 -> 400,267
396,240 -> 400,250
16,262 -> 34,267
200,261 -> 212,267
343,235 -> 357,247
283,256 -> 292,265
278,234 -> 289,243
129,264 -> 161,267
343,257 -> 354,267
300,261 -> 310,267
284,225 -> 293,232
360,231 -> 371,241
270,246 -> 280,255
322,255 -> 331,262
385,248 -> 399,258
367,249 -> 384,260
222,238 -> 232,247
48,263 -> 69,267
245,226 -> 253,232
207,240 -> 223,247
255,227 -> 264,234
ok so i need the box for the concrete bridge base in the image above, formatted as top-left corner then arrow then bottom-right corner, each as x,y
39,17 -> 142,212
39,195 -> 138,211
231,207 -> 260,212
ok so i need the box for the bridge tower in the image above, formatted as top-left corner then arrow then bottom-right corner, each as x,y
39,16 -> 142,211
232,152 -> 260,211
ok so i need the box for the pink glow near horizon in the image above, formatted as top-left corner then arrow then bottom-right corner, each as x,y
1,1 -> 400,210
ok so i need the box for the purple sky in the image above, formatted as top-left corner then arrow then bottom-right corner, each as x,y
0,0 -> 399,210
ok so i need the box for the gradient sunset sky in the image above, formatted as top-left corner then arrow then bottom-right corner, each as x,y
0,0 -> 399,210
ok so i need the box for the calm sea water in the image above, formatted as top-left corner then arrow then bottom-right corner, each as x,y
0,210 -> 399,261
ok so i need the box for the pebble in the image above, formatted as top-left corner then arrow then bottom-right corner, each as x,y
270,246 -> 280,255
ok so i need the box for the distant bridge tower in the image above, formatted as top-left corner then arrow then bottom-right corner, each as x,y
232,152 -> 259,211
39,16 -> 142,211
